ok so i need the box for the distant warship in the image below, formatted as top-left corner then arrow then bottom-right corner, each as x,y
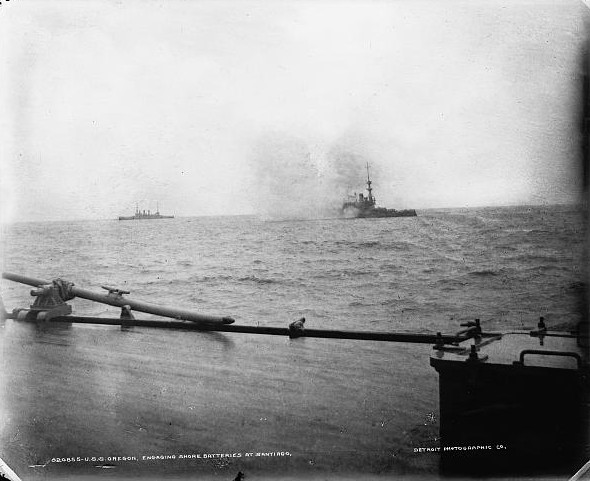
118,203 -> 174,221
342,164 -> 417,218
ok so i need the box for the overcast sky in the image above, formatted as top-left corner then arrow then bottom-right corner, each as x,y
0,0 -> 588,222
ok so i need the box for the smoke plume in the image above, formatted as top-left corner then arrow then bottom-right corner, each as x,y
249,131 -> 382,220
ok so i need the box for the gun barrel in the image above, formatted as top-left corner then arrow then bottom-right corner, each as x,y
2,272 -> 49,288
2,272 -> 234,325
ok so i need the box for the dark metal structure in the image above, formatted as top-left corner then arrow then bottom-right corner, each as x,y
431,318 -> 590,476
341,163 -> 417,218
1,272 -> 233,325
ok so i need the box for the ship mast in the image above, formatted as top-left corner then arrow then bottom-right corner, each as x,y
366,162 -> 374,204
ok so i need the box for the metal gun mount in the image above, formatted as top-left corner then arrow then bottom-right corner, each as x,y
2,272 -> 235,325
13,283 -> 73,321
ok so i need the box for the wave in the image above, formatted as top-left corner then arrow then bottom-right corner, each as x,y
468,269 -> 499,277
435,278 -> 468,286
310,268 -> 376,280
491,244 -> 518,252
524,229 -> 552,236
421,267 -> 440,274
332,240 -> 381,249
348,300 -> 370,307
567,281 -> 587,291
514,254 -> 564,264
191,274 -> 234,283
237,275 -> 279,285
176,260 -> 193,267
326,240 -> 414,253
183,274 -> 286,285
523,264 -> 569,273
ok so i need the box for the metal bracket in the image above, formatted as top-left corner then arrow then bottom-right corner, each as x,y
101,286 -> 130,296
13,284 -> 72,321
0,292 -> 8,320
120,305 -> 135,320
465,345 -> 488,363
288,317 -> 305,338
456,319 -> 482,339
513,350 -> 584,369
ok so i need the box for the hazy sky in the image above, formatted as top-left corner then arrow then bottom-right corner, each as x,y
0,0 -> 588,222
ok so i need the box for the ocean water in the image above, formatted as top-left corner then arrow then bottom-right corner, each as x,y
0,204 -> 587,480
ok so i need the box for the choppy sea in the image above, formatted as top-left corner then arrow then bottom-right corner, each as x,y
0,204 -> 587,480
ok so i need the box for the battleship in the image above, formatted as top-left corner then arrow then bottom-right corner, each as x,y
118,203 -> 174,221
341,164 -> 417,218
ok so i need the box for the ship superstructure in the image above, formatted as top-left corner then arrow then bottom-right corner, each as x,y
118,202 -> 174,221
341,164 -> 416,218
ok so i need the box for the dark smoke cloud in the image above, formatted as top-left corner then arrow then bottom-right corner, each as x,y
325,132 -> 385,196
249,130 -> 388,220
249,132 -> 327,219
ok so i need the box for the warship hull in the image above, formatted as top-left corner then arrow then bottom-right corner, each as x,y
118,203 -> 174,221
118,214 -> 174,220
342,163 -> 416,219
343,206 -> 417,218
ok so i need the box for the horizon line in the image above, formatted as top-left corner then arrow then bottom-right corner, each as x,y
0,201 -> 584,225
